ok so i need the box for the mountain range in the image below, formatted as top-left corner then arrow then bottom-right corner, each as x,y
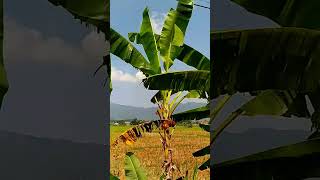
110,102 -> 207,120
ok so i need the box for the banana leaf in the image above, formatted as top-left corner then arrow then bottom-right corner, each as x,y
137,8 -> 161,74
110,28 -> 155,76
143,70 -> 209,92
210,90 -> 302,161
124,152 -> 147,180
176,43 -> 210,70
231,0 -> 320,29
48,0 -> 109,36
199,159 -> 210,171
172,105 -> 209,121
130,33 -> 210,71
193,145 -> 209,157
160,0 -> 194,70
213,138 -> 320,180
211,27 -> 320,98
0,0 -> 8,109
110,174 -> 120,180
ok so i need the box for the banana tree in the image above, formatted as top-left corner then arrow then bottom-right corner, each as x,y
143,0 -> 320,174
209,0 -> 320,178
109,0 -> 211,178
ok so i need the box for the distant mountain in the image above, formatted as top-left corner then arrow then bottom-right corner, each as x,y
0,131 -> 105,180
110,102 -> 207,120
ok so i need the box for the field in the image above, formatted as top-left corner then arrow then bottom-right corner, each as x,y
110,125 -> 210,179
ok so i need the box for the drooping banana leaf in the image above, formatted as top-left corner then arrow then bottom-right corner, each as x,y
94,55 -> 112,90
48,0 -> 109,36
172,105 -> 209,121
231,0 -> 320,29
211,27 -> 320,98
176,44 -> 210,71
110,28 -> 155,76
112,120 -> 161,146
0,0 -> 8,109
193,145 -> 210,172
193,145 -> 209,157
143,70 -> 210,92
124,152 -> 147,180
213,138 -> 320,179
160,0 -> 194,70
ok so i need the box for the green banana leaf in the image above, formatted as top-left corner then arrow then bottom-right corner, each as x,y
213,138 -> 320,179
137,8 -> 161,74
211,27 -> 320,98
124,152 -> 147,180
143,70 -> 209,92
111,28 -> 155,76
110,174 -> 120,180
160,0 -> 194,70
176,43 -> 210,71
172,105 -> 209,121
48,0 -> 109,36
241,90 -> 297,116
231,0 -> 320,29
129,29 -> 209,103
130,33 -> 210,71
0,0 -> 8,109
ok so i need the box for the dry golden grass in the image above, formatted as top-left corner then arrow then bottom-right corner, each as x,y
110,125 -> 210,180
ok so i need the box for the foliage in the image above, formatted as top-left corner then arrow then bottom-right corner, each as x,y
213,137 -> 320,179
0,0 -> 8,109
110,174 -> 120,180
124,152 -> 148,180
231,0 -> 320,29
112,151 -> 202,180
130,119 -> 145,125
110,126 -> 209,178
48,0 -> 109,37
210,0 -> 320,178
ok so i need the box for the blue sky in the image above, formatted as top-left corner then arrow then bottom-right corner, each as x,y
110,0 -> 210,107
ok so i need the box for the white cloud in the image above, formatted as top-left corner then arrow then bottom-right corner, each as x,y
111,67 -> 144,83
150,11 -> 166,34
135,71 -> 146,80
4,17 -> 108,66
